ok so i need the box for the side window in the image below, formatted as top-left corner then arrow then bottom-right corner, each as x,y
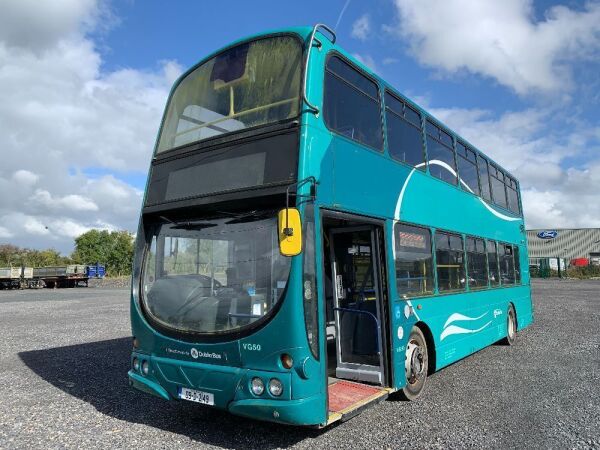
477,156 -> 492,201
456,142 -> 480,195
499,243 -> 515,284
514,245 -> 521,284
435,231 -> 465,292
466,237 -> 488,289
323,56 -> 383,150
385,91 -> 424,168
487,240 -> 500,286
426,120 -> 457,185
394,223 -> 434,297
506,176 -> 521,215
490,165 -> 508,209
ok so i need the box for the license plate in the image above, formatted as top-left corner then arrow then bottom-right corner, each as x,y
178,387 -> 214,405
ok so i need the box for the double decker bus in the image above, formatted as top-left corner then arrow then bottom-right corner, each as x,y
129,24 -> 533,427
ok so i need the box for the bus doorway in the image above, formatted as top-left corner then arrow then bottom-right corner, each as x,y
322,214 -> 390,388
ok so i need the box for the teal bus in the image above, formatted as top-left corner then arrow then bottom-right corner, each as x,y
129,24 -> 533,427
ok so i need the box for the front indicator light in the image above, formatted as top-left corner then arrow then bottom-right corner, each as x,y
251,377 -> 265,396
141,360 -> 149,376
132,357 -> 140,372
281,353 -> 293,369
269,378 -> 283,397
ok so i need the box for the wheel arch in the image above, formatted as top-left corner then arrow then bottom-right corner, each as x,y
509,301 -> 518,328
414,321 -> 436,375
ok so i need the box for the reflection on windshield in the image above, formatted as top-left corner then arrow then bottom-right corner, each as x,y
142,214 -> 290,334
156,36 -> 302,153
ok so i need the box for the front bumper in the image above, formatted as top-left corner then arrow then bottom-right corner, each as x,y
128,353 -> 324,426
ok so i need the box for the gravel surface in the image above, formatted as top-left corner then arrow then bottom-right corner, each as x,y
0,280 -> 598,449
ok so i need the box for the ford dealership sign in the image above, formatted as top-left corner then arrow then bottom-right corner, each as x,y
537,230 -> 558,240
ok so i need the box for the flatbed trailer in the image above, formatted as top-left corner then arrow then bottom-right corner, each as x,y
0,267 -> 22,289
33,265 -> 89,288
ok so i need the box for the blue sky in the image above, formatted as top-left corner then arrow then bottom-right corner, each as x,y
0,0 -> 599,252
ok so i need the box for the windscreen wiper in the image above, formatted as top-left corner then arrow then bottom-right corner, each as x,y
159,216 -> 217,230
224,210 -> 273,224
172,222 -> 217,230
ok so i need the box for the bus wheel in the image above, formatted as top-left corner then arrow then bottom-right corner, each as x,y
400,326 -> 428,401
503,304 -> 517,346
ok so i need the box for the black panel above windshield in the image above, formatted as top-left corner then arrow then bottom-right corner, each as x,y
156,35 -> 302,153
145,129 -> 298,207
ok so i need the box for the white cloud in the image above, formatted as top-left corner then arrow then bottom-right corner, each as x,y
30,190 -> 99,212
388,0 -> 600,95
12,169 -> 39,186
48,219 -> 93,239
0,0 -> 179,253
23,217 -> 50,236
0,226 -> 13,238
0,0 -> 102,51
351,14 -> 371,41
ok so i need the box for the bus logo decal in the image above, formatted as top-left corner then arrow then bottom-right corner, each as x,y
440,312 -> 492,341
537,230 -> 558,239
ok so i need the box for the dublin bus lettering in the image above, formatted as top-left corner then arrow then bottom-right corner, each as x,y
128,24 -> 533,427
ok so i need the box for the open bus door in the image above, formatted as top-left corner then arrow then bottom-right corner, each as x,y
320,212 -> 394,424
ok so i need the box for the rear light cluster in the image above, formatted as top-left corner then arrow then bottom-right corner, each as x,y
250,377 -> 283,397
132,356 -> 149,376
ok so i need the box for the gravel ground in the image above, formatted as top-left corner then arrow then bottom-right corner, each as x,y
0,280 -> 598,449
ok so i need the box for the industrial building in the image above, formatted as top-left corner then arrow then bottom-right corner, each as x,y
527,228 -> 600,267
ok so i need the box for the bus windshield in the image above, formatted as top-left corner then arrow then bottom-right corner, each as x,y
156,35 -> 302,153
141,212 -> 291,335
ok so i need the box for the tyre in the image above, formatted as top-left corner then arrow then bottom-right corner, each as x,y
502,304 -> 517,346
399,326 -> 428,401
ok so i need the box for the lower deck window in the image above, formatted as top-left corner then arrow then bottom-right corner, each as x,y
488,241 -> 500,286
499,243 -> 516,284
394,223 -> 434,297
514,246 -> 521,284
466,237 -> 488,289
435,231 -> 465,292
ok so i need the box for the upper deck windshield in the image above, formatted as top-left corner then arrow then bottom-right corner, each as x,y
141,211 -> 291,335
156,35 -> 303,153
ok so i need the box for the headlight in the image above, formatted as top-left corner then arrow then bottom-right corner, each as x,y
132,357 -> 140,372
141,360 -> 149,376
251,377 -> 264,396
268,378 -> 283,397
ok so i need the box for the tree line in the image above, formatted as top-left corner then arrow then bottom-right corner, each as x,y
0,230 -> 134,277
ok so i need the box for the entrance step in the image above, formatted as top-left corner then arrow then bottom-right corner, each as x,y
326,380 -> 392,425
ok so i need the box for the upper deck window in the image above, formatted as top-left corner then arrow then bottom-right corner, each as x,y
490,164 -> 508,209
323,55 -> 383,150
426,120 -> 457,185
477,156 -> 493,202
506,176 -> 521,215
457,142 -> 480,196
385,91 -> 424,168
156,35 -> 302,153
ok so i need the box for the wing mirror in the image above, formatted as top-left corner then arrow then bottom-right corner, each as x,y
278,208 -> 302,256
